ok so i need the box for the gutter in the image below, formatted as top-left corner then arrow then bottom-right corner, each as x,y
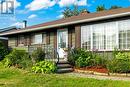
1,12 -> 130,36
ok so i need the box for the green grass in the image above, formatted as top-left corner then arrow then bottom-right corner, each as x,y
0,64 -> 130,87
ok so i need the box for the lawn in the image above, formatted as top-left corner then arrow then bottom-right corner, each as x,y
0,65 -> 130,87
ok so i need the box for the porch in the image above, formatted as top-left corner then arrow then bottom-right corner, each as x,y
14,44 -> 67,63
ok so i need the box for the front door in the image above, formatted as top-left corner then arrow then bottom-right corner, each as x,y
57,29 -> 68,60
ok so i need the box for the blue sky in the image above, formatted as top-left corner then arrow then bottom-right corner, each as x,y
0,0 -> 130,29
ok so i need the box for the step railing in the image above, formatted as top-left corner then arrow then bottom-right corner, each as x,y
28,44 -> 59,63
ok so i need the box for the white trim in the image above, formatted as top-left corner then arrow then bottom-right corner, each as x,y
1,12 -> 130,36
116,21 -> 119,49
90,25 -> 93,50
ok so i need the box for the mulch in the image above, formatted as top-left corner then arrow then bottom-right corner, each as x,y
75,66 -> 108,73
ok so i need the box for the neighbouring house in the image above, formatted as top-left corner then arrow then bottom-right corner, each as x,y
1,7 -> 130,60
0,26 -> 18,48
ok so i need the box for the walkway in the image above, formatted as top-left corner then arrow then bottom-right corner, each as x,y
65,72 -> 130,81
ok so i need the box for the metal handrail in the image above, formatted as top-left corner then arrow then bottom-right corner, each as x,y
28,44 -> 60,63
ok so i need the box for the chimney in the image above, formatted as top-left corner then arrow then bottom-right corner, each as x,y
23,20 -> 27,28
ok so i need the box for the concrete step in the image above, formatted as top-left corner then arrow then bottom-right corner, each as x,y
57,64 -> 72,69
57,68 -> 73,73
57,61 -> 69,64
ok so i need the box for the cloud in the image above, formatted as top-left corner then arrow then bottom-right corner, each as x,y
57,14 -> 64,19
25,0 -> 56,11
28,14 -> 37,19
11,22 -> 23,28
58,0 -> 87,7
77,0 -> 87,6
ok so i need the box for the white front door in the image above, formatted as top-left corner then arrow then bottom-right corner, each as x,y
57,29 -> 68,60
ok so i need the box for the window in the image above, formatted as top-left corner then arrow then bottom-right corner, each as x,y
119,20 -> 130,49
105,22 -> 116,50
93,24 -> 105,50
34,34 -> 42,44
18,35 -> 24,45
81,19 -> 130,51
81,26 -> 91,50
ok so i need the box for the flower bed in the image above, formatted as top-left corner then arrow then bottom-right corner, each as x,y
75,66 -> 108,73
74,67 -> 130,77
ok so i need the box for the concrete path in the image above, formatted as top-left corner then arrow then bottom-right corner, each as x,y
65,72 -> 130,81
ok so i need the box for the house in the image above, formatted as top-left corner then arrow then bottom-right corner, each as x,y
1,7 -> 130,59
0,26 -> 18,48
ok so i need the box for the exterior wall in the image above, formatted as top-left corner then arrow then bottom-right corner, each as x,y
50,32 -> 54,46
7,26 -> 78,51
68,26 -> 75,48
75,25 -> 81,48
8,37 -> 17,48
72,28 -> 75,47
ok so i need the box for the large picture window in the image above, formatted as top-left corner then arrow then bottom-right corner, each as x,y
81,19 -> 130,51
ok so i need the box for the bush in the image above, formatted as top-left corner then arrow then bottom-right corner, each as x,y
31,47 -> 45,63
2,49 -> 32,69
107,52 -> 130,73
68,49 -> 104,68
0,41 -> 8,60
32,61 -> 57,73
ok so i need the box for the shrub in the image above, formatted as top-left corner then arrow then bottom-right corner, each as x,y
68,48 -> 104,68
107,52 -> 130,73
31,47 -> 45,63
0,41 -> 8,60
68,48 -> 80,66
2,49 -> 32,69
32,61 -> 57,73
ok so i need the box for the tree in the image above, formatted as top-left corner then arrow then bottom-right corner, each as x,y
72,5 -> 79,16
62,5 -> 89,18
62,7 -> 73,18
109,5 -> 122,10
96,5 -> 106,12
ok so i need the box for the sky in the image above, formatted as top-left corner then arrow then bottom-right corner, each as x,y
0,0 -> 130,29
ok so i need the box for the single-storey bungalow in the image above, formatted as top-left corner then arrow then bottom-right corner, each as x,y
1,7 -> 130,60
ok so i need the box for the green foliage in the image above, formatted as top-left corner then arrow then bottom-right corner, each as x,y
2,49 -> 32,69
32,61 -> 57,73
72,5 -> 80,16
107,52 -> 130,73
112,48 -> 119,58
31,47 -> 45,63
0,41 -> 8,60
109,5 -> 122,10
62,5 -> 89,18
96,5 -> 106,11
68,49 -> 105,68
62,7 -> 73,18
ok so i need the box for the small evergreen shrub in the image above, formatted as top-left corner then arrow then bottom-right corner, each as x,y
107,52 -> 130,73
32,61 -> 57,73
31,47 -> 45,63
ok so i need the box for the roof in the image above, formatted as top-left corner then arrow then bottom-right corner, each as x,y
0,26 -> 17,33
1,7 -> 130,36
